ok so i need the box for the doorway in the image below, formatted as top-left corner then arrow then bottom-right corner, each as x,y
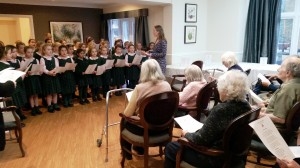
0,14 -> 34,45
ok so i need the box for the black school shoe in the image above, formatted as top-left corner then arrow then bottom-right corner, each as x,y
79,99 -> 85,105
84,99 -> 90,104
48,105 -> 54,113
35,107 -> 42,115
53,104 -> 61,111
31,108 -> 37,116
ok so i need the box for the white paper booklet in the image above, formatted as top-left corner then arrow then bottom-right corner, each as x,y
19,60 -> 32,71
96,65 -> 106,76
115,59 -> 126,67
174,115 -> 204,133
0,68 -> 25,83
65,62 -> 77,71
29,64 -> 43,76
249,90 -> 264,104
105,60 -> 114,69
84,64 -> 97,74
289,146 -> 300,158
249,116 -> 295,161
258,73 -> 271,85
132,55 -> 143,65
55,67 -> 66,74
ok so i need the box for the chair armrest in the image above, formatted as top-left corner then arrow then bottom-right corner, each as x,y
172,74 -> 185,78
178,106 -> 197,111
0,106 -> 17,112
119,113 -> 142,125
178,137 -> 224,156
0,97 -> 13,103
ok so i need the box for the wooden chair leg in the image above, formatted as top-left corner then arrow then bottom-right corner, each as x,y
159,146 -> 163,157
17,128 -> 25,157
120,156 -> 125,168
144,147 -> 149,168
14,129 -> 19,142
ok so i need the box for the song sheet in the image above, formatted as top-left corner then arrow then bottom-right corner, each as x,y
258,73 -> 271,86
115,59 -> 126,67
19,59 -> 32,71
249,116 -> 295,161
84,64 -> 97,74
174,115 -> 204,133
249,90 -> 264,104
0,68 -> 25,83
96,65 -> 106,76
55,67 -> 66,74
29,64 -> 43,76
105,60 -> 114,69
132,55 -> 143,65
289,146 -> 300,158
65,62 -> 77,71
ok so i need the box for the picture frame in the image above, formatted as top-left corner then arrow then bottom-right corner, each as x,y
184,26 -> 197,44
50,22 -> 83,43
185,3 -> 197,23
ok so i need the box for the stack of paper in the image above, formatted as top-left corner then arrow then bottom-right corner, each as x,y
174,115 -> 204,133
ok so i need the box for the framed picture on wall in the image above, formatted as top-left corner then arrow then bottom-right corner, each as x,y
185,3 -> 197,23
50,22 -> 83,43
184,26 -> 197,44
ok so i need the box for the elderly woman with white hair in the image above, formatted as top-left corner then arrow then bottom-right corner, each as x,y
175,65 -> 207,117
221,51 -> 243,71
120,59 -> 172,160
164,70 -> 251,168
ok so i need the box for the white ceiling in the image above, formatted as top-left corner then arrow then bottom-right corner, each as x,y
0,0 -> 172,8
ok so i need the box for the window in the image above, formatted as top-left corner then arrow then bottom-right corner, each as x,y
276,0 -> 300,64
108,18 -> 135,48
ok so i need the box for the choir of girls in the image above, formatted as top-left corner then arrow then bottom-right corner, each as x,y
0,37 -> 152,121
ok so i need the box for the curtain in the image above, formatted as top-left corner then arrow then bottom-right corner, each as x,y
100,8 -> 148,45
243,0 -> 282,64
100,19 -> 108,40
135,16 -> 150,48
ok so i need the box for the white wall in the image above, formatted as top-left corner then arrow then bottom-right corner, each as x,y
103,0 -> 250,65
166,0 -> 208,66
206,0 -> 250,62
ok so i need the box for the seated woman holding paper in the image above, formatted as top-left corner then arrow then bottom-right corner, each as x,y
164,70 -> 251,168
221,51 -> 243,72
176,64 -> 207,117
258,56 -> 300,128
120,59 -> 172,159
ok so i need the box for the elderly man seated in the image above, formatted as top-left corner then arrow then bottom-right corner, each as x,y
259,56 -> 300,128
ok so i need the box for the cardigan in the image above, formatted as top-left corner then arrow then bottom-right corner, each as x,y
124,80 -> 171,116
179,80 -> 207,107
184,100 -> 251,148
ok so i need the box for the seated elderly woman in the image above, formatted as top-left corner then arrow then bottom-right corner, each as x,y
120,59 -> 172,160
164,70 -> 251,168
221,51 -> 243,71
175,64 -> 207,117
